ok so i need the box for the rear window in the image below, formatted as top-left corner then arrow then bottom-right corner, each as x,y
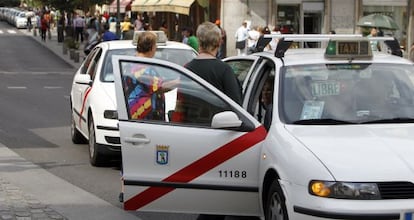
101,47 -> 197,82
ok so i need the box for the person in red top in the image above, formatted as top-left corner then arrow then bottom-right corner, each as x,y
40,14 -> 48,42
102,11 -> 110,22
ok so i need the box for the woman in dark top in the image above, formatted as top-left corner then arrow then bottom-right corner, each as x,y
185,21 -> 242,105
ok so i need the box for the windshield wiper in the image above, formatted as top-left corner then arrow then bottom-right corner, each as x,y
292,118 -> 356,125
360,117 -> 414,124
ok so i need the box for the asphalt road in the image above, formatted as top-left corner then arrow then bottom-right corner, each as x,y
0,22 -> 260,220
0,21 -> 200,220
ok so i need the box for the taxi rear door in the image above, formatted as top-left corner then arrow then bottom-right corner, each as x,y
112,55 -> 266,216
223,55 -> 261,93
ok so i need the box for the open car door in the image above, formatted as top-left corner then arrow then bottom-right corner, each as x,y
112,55 -> 267,216
223,55 -> 261,93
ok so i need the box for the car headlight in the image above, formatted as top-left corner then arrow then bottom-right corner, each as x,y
309,180 -> 381,200
104,110 -> 118,119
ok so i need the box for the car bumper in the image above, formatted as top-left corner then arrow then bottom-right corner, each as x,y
95,124 -> 121,146
293,206 -> 400,220
96,142 -> 121,156
282,180 -> 413,220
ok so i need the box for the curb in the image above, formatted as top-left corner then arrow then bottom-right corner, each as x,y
0,142 -> 140,220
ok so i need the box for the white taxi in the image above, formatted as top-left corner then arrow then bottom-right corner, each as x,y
70,31 -> 197,166
113,35 -> 414,219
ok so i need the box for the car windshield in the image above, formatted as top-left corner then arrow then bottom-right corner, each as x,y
281,63 -> 414,124
101,47 -> 197,82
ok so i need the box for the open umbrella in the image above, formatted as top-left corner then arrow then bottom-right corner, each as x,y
357,14 -> 399,30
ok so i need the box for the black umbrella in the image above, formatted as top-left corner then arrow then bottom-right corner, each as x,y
357,14 -> 399,30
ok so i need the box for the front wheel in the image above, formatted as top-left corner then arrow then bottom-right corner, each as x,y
88,117 -> 106,166
265,179 -> 288,220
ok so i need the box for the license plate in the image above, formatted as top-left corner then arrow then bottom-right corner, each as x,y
401,212 -> 414,220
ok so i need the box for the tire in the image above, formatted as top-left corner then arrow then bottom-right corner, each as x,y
71,111 -> 87,144
265,179 -> 289,220
88,117 -> 106,167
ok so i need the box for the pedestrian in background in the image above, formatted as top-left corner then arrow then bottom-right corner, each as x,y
57,14 -> 65,42
215,19 -> 227,59
368,27 -> 381,51
268,25 -> 281,50
235,20 -> 249,55
247,25 -> 260,54
73,13 -> 85,42
40,14 -> 48,42
181,27 -> 189,44
120,16 -> 132,40
186,21 -> 242,105
102,23 -> 118,41
183,27 -> 199,52
134,14 -> 143,31
261,26 -> 272,51
26,12 -> 33,32
159,21 -> 168,39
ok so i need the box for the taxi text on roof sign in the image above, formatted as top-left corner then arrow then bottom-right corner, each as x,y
325,38 -> 372,59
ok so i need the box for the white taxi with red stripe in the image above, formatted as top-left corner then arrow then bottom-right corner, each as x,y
70,31 -> 197,166
113,35 -> 414,220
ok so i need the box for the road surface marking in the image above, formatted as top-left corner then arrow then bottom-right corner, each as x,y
44,86 -> 63,89
7,86 -> 27,89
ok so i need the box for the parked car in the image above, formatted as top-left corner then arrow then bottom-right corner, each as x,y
70,31 -> 198,166
113,35 -> 414,219
14,11 -> 27,29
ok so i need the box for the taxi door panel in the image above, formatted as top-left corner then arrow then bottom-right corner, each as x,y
112,56 -> 266,216
72,48 -> 99,131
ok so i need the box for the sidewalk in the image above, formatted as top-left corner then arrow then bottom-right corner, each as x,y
22,27 -> 84,69
0,143 -> 140,220
0,29 -> 141,220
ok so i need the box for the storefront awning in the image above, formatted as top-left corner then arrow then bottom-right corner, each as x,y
109,0 -> 132,13
131,0 -> 195,15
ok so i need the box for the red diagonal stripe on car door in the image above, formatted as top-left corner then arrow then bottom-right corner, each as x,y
78,87 -> 92,127
124,125 -> 267,210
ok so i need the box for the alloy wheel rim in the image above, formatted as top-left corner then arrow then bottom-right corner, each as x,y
269,191 -> 284,220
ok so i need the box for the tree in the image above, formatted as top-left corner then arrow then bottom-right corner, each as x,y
33,0 -> 112,12
0,0 -> 20,7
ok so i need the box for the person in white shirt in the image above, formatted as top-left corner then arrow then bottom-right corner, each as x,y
73,14 -> 85,42
247,25 -> 261,54
268,25 -> 281,51
235,20 -> 249,55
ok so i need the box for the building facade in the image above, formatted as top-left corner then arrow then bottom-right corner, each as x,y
221,0 -> 413,56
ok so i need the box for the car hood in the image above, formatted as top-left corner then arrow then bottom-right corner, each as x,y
286,124 -> 414,181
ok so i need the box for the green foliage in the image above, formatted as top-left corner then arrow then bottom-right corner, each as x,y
0,0 -> 20,7
64,37 -> 80,49
33,0 -> 112,12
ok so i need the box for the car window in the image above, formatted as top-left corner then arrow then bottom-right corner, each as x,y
81,48 -> 98,75
102,48 -> 197,82
280,63 -> 414,124
226,59 -> 255,85
86,48 -> 102,80
119,61 -> 232,127
245,61 -> 275,128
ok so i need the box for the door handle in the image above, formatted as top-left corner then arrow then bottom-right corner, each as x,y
124,136 -> 150,144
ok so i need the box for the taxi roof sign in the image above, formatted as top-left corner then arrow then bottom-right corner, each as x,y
325,38 -> 372,59
132,31 -> 168,46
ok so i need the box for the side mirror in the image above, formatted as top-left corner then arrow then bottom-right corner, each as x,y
74,74 -> 92,86
211,111 -> 242,129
